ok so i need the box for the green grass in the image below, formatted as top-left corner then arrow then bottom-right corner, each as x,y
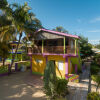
32,71 -> 43,76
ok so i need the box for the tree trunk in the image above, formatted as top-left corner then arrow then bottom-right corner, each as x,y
2,58 -> 5,66
9,33 -> 22,74
96,83 -> 100,92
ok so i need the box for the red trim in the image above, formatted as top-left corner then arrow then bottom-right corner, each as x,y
36,28 -> 80,39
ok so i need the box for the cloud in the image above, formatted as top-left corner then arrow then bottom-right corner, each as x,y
87,30 -> 100,33
90,17 -> 100,23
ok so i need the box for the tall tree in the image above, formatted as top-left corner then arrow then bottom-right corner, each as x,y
0,0 -> 42,72
0,41 -> 11,66
53,26 -> 69,33
0,15 -> 15,42
79,35 -> 94,60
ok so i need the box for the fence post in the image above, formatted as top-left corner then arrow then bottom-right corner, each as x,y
8,64 -> 11,74
15,63 -> 18,71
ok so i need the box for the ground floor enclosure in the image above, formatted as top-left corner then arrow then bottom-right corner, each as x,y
32,55 -> 81,80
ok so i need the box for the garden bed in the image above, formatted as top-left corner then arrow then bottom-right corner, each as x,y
0,65 -> 9,76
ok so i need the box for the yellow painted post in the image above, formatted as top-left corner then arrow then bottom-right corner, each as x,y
21,53 -> 22,61
42,40 -> 44,53
75,39 -> 77,55
64,37 -> 66,54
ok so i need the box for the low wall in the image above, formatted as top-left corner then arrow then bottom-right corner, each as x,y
65,74 -> 79,83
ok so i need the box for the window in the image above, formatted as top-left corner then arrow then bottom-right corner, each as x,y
36,59 -> 42,63
58,61 -> 63,70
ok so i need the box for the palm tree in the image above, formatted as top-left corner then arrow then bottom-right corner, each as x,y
0,41 -> 11,66
53,26 -> 69,33
22,37 -> 28,53
0,1 -> 42,72
0,15 -> 15,42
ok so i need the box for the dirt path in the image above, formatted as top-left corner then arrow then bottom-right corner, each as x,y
0,70 -> 47,100
67,63 -> 90,100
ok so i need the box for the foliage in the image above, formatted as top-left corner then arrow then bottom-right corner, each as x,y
79,35 -> 94,60
18,61 -> 30,69
55,78 -> 68,97
53,26 -> 69,33
22,53 -> 30,61
0,41 -> 11,66
95,43 -> 100,49
43,61 -> 68,99
87,92 -> 100,100
43,61 -> 57,99
0,0 -> 42,71
92,75 -> 100,92
0,65 -> 8,74
90,63 -> 100,75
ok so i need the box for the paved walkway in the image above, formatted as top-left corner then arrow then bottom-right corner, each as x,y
67,65 -> 90,100
0,70 -> 46,100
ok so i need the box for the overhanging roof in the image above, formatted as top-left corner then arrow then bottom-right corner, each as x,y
36,28 -> 80,39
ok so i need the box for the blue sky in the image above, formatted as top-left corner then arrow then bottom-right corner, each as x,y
7,0 -> 100,44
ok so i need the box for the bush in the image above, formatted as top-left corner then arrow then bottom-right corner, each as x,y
43,61 -> 57,99
0,65 -> 8,74
90,64 -> 100,75
43,61 -> 68,99
92,75 -> 100,92
18,61 -> 30,69
22,53 -> 30,61
87,92 -> 100,100
55,78 -> 68,97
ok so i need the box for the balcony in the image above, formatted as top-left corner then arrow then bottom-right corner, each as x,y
28,38 -> 77,55
28,46 -> 75,54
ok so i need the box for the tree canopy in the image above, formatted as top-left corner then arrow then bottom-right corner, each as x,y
79,35 -> 94,60
53,26 -> 69,33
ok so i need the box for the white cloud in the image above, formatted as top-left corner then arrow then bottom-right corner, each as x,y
90,17 -> 100,23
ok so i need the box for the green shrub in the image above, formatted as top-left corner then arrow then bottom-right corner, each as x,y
43,61 -> 68,99
18,61 -> 30,69
22,53 -> 30,61
43,61 -> 57,99
55,78 -> 68,97
90,64 -> 100,75
92,75 -> 100,92
0,65 -> 8,74
87,92 -> 100,100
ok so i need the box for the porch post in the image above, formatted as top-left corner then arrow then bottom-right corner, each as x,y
21,53 -> 22,61
65,57 -> 69,79
64,37 -> 66,54
75,39 -> 77,55
65,57 -> 68,74
42,40 -> 44,53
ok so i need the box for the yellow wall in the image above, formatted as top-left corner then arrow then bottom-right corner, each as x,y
32,55 -> 46,74
48,55 -> 65,78
32,55 -> 66,78
32,55 -> 80,77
